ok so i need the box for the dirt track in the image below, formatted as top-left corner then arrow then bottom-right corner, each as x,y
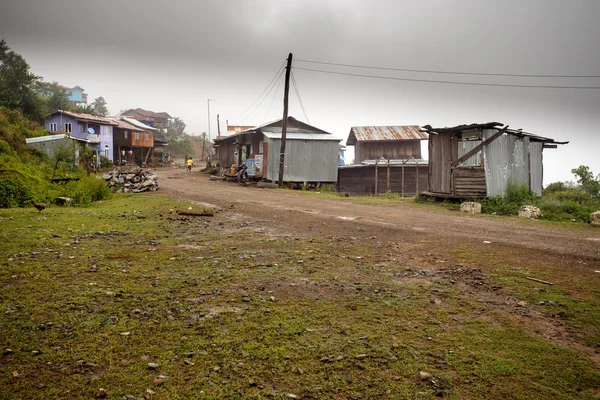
154,165 -> 600,261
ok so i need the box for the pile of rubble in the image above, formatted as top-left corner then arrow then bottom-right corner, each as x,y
103,168 -> 159,193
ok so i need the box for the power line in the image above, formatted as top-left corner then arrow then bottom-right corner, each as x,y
291,70 -> 310,124
234,60 -> 286,123
261,70 -> 284,124
296,59 -> 600,79
292,67 -> 600,90
235,65 -> 286,125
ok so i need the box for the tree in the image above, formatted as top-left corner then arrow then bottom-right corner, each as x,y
0,39 -> 47,121
36,81 -> 71,113
571,165 -> 600,201
167,117 -> 187,136
73,104 -> 95,114
92,96 -> 108,117
51,138 -> 76,177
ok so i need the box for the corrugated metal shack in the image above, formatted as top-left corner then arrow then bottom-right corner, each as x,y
339,126 -> 429,196
213,116 -> 340,183
421,122 -> 568,198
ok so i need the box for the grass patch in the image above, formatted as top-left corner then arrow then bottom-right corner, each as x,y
1,193 -> 599,399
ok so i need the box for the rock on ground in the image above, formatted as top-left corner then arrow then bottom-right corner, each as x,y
518,205 -> 541,219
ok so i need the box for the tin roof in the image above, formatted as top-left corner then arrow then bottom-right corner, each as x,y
347,126 -> 428,145
26,134 -> 70,144
49,110 -> 118,126
111,119 -> 145,131
421,123 -> 568,144
262,132 -> 340,141
120,117 -> 158,131
421,122 -> 502,134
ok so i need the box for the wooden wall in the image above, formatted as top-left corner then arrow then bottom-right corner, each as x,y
452,167 -> 487,197
338,164 -> 429,196
355,140 -> 421,163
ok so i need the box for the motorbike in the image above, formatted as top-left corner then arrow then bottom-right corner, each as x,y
236,164 -> 249,186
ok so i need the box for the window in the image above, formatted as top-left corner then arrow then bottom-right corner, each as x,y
65,123 -> 72,133
79,123 -> 85,133
145,133 -> 150,141
49,123 -> 57,131
124,131 -> 128,139
134,132 -> 140,140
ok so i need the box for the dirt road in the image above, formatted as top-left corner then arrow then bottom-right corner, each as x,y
155,166 -> 600,261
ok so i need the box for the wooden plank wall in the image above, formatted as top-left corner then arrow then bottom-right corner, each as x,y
355,140 -> 421,163
429,134 -> 453,193
452,167 -> 487,197
338,165 -> 429,196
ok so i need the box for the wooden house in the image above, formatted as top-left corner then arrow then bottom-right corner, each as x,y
214,116 -> 340,183
421,122 -> 568,198
112,117 -> 157,166
339,126 -> 429,196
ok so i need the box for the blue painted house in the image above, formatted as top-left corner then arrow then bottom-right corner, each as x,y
45,110 -> 118,162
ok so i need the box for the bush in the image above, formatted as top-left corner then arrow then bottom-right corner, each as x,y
63,176 -> 111,206
481,184 -> 535,216
0,178 -> 32,208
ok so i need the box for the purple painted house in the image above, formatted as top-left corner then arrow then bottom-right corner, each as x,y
45,110 -> 118,162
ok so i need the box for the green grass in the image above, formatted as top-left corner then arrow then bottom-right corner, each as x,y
1,194 -> 599,399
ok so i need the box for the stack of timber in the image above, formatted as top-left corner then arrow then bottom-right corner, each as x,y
104,168 -> 159,193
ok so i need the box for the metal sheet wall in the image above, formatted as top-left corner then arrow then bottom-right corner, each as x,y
354,140 -> 421,164
483,129 -> 531,196
265,139 -> 339,182
529,142 -> 543,196
457,139 -> 482,167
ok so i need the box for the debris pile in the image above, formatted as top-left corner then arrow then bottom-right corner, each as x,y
104,168 -> 159,193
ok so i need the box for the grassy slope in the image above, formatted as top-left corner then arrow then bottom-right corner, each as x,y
1,194 -> 599,399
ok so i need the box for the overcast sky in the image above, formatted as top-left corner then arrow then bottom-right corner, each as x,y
2,0 -> 599,184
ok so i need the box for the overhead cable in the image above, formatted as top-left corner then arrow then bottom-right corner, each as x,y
295,59 -> 600,79
236,63 -> 286,124
292,67 -> 600,90
235,60 -> 286,124
291,70 -> 310,124
261,71 -> 284,124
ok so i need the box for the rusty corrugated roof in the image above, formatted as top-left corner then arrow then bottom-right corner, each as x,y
51,110 -> 118,126
347,126 -> 428,145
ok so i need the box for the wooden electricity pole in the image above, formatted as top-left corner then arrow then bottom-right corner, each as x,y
217,114 -> 221,137
278,53 -> 293,188
201,132 -> 206,161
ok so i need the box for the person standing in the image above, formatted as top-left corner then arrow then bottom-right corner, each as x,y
187,157 -> 193,172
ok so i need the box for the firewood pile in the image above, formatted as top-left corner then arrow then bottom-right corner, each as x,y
104,168 -> 159,193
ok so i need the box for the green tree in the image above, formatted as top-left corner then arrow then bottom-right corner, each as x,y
571,165 -> 600,201
73,104 -> 95,114
0,39 -> 47,121
167,117 -> 187,136
36,81 -> 72,113
92,96 -> 108,116
51,138 -> 76,177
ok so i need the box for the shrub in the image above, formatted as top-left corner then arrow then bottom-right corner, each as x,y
481,184 -> 535,216
63,176 -> 111,206
0,178 -> 32,208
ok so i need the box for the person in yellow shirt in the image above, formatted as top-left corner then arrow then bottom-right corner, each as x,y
187,158 -> 193,172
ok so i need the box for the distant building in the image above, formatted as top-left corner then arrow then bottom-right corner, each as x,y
44,110 -> 117,162
120,108 -> 172,128
63,85 -> 88,106
111,118 -> 157,166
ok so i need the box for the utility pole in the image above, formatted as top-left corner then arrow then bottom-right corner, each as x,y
207,98 -> 215,142
278,53 -> 293,188
217,114 -> 221,137
201,132 -> 206,161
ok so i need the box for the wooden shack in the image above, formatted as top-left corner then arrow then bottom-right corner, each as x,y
112,117 -> 157,166
339,126 -> 429,196
421,122 -> 567,198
